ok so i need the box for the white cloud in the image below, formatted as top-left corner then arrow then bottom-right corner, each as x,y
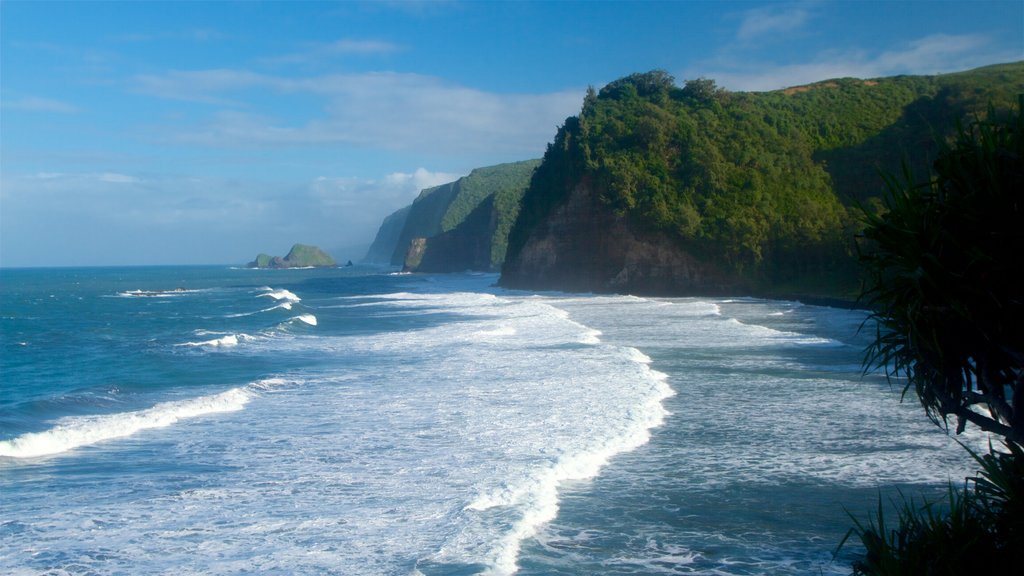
98,172 -> 141,184
383,167 -> 462,192
701,33 -> 1019,91
309,167 -> 462,233
2,96 -> 80,113
265,38 -> 403,64
114,28 -> 228,43
736,5 -> 810,42
131,69 -> 267,105
132,70 -> 582,155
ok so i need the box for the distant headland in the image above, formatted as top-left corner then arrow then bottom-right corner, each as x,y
248,244 -> 336,269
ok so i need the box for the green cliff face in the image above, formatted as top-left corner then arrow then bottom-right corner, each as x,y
248,244 -> 336,268
500,62 -> 1024,298
372,159 -> 540,271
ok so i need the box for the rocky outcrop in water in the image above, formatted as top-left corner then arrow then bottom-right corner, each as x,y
248,244 -> 336,269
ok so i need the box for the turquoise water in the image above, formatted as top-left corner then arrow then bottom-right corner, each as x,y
0,266 -> 982,574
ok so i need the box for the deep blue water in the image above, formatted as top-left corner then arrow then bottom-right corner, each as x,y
0,266 -> 984,574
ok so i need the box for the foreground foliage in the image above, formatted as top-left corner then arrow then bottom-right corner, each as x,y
845,99 -> 1023,574
840,442 -> 1024,575
859,99 -> 1024,443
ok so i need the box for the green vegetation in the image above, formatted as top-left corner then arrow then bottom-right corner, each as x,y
843,98 -> 1023,574
438,159 -> 541,269
248,243 -> 336,268
385,159 -> 540,270
860,99 -> 1023,442
840,442 -> 1024,575
505,63 -> 1024,296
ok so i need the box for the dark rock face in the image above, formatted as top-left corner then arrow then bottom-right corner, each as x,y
407,195 -> 497,273
402,238 -> 428,272
365,160 -> 541,272
500,181 -> 742,295
390,184 -> 461,266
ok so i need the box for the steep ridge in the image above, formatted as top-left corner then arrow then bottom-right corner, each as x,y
364,159 -> 540,272
363,205 -> 410,264
390,181 -> 462,266
500,62 -> 1024,298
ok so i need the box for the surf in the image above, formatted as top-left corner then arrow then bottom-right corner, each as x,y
0,387 -> 254,459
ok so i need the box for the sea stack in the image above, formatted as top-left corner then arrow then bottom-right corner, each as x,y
248,244 -> 336,269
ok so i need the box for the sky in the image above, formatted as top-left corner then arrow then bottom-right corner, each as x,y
1,1 -> 1021,267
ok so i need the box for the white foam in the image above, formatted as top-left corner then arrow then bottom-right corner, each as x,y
723,317 -> 841,346
260,289 -> 301,303
0,388 -> 253,459
580,328 -> 602,345
224,302 -> 293,318
461,344 -> 674,575
117,288 -> 200,298
247,377 -> 295,391
177,333 -> 255,347
294,314 -> 317,326
475,325 -> 517,338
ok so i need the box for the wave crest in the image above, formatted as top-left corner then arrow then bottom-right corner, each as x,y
0,388 -> 253,459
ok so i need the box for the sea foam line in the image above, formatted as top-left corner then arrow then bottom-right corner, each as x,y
466,346 -> 674,575
177,333 -> 257,347
0,388 -> 254,459
260,289 -> 301,303
224,302 -> 293,317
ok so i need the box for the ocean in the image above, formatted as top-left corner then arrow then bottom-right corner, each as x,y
0,266 -> 985,575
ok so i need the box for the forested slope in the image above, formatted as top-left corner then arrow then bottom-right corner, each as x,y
363,160 -> 540,271
501,62 -> 1024,297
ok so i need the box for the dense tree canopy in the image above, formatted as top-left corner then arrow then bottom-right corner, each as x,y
506,63 -> 1024,296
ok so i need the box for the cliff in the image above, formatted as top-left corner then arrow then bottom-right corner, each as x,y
501,63 -> 1024,297
365,159 -> 540,272
362,205 -> 410,264
501,177 -> 739,294
389,181 -> 461,266
248,244 -> 336,269
403,195 -> 497,272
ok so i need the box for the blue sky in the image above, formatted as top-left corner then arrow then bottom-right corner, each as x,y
2,1 -> 1021,267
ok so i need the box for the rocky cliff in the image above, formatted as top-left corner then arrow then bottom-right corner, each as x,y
365,159 -> 540,272
389,182 -> 461,266
500,178 -> 740,294
403,195 -> 497,273
362,205 -> 410,264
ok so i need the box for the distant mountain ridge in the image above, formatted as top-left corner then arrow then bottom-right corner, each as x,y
362,159 -> 540,272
